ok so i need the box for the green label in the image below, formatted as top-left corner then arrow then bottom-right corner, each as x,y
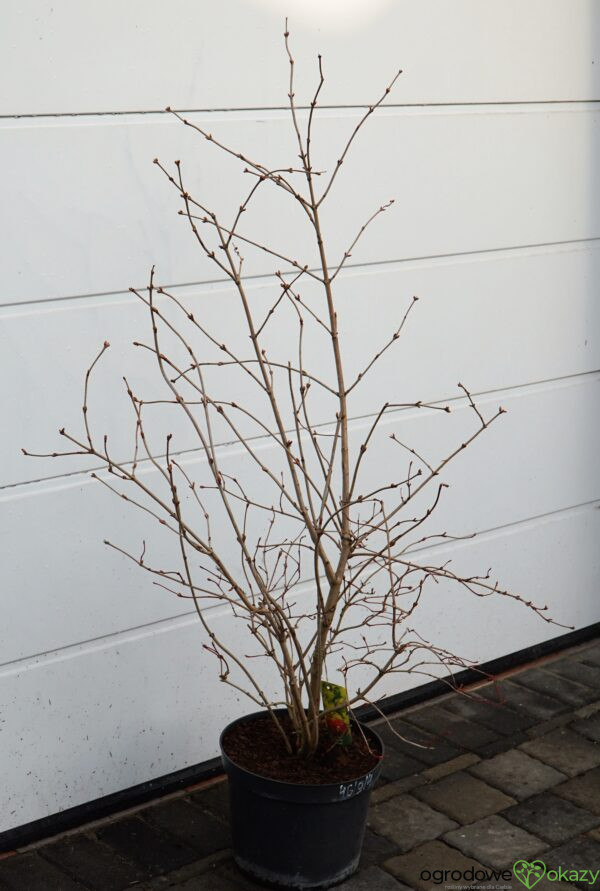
321,681 -> 352,746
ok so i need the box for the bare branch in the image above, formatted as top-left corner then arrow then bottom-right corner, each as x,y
23,27 -> 563,759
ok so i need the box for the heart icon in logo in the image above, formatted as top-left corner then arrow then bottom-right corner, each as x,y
513,860 -> 547,889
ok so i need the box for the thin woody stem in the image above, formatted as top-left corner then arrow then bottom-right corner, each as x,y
23,26 -> 568,759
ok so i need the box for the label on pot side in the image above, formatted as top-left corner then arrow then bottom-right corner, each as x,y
339,772 -> 374,799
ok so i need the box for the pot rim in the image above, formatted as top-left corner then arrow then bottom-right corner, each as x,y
219,708 -> 384,791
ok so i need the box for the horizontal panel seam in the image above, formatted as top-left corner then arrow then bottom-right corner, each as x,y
5,367 -> 600,494
2,236 -> 600,312
3,98 -> 600,120
1,497 -> 597,674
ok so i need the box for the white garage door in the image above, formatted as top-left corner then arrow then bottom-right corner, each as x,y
1,0 -> 600,835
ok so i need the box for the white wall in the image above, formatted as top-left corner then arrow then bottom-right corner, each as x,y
2,1 -> 599,833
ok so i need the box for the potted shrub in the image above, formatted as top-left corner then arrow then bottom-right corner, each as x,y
25,25 -> 562,890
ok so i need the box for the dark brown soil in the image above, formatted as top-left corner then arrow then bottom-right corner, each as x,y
222,713 -> 382,784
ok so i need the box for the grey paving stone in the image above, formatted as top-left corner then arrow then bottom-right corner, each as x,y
545,836 -> 600,889
137,851 -> 232,889
402,705 -> 501,756
368,793 -> 458,852
547,658 -> 600,690
337,864 -> 409,890
169,858 -> 271,890
476,731 -> 530,759
40,834 -> 147,890
173,861 -> 260,890
480,679 -> 570,721
554,766 -> 600,815
358,828 -> 401,867
189,780 -> 230,822
421,752 -> 480,782
442,814 -> 548,870
573,643 -> 600,668
574,702 -> 600,720
0,852 -> 87,890
502,791 -> 600,846
97,815 -> 198,876
520,727 -> 600,777
512,669 -> 597,707
570,712 -> 600,743
526,713 -> 578,740
379,748 -> 427,783
384,839 -> 498,891
443,692 -> 536,735
413,771 -> 515,825
371,774 -> 426,804
469,748 -> 567,800
218,858 -> 331,890
173,872 -> 239,890
145,798 -> 230,856
374,718 -> 462,766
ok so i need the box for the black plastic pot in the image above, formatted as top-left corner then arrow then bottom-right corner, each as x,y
219,710 -> 383,889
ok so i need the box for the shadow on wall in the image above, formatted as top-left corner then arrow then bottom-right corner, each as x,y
586,9 -> 600,631
589,4 -> 600,244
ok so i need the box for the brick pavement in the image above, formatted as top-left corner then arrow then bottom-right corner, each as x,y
1,639 -> 600,890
